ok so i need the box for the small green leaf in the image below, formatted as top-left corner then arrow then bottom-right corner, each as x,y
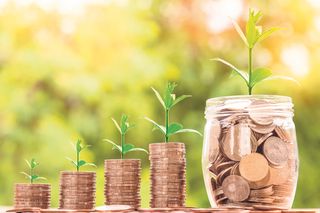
122,143 -> 135,154
125,147 -> 149,154
167,123 -> 183,136
144,117 -> 166,134
151,87 -> 165,109
103,139 -> 122,153
31,175 -> 39,181
21,172 -> 31,180
30,159 -> 38,169
257,27 -> 281,43
175,128 -> 203,136
250,67 -> 272,88
120,114 -> 129,134
230,18 -> 248,47
35,176 -> 47,181
25,160 -> 31,169
76,139 -> 82,153
164,82 -> 177,109
84,162 -> 96,167
78,160 -> 87,167
111,118 -> 121,133
211,58 -> 249,85
172,95 -> 191,107
261,75 -> 300,86
66,157 -> 77,167
246,9 -> 262,48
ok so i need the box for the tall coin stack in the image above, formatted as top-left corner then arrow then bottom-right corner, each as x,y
104,159 -> 141,209
149,142 -> 186,208
14,183 -> 51,209
59,171 -> 96,210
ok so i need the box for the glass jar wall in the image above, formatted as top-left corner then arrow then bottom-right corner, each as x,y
202,95 -> 298,209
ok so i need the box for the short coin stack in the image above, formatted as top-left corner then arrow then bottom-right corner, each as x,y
59,171 -> 96,210
14,184 -> 51,209
104,159 -> 141,209
149,142 -> 186,208
204,98 -> 298,209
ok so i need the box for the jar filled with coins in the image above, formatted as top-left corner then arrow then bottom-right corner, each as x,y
202,95 -> 298,209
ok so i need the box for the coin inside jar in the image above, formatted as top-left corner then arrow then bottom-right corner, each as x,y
239,153 -> 269,182
221,175 -> 250,202
263,136 -> 288,166
222,123 -> 252,161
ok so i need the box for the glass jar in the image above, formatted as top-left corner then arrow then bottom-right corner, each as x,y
202,95 -> 298,209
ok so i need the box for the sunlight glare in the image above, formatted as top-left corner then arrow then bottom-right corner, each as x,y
281,44 -> 310,77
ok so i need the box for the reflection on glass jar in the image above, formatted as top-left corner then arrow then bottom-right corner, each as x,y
202,95 -> 298,209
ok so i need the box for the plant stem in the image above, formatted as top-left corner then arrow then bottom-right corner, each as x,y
30,167 -> 33,184
121,133 -> 124,159
165,109 -> 169,143
77,148 -> 79,172
248,47 -> 253,95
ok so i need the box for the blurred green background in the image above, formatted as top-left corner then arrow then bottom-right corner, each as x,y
0,0 -> 319,208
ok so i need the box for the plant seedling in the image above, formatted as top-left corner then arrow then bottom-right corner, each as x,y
21,158 -> 46,184
212,9 -> 298,95
145,82 -> 202,143
67,139 -> 96,172
104,114 -> 148,159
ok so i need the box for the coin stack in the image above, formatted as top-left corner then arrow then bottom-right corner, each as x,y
149,142 -> 186,208
14,183 -> 51,209
59,171 -> 96,210
104,159 -> 141,209
204,98 -> 298,209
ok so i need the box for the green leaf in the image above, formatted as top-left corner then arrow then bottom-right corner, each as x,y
257,27 -> 281,43
78,160 -> 87,167
25,160 -> 31,169
151,87 -> 165,109
76,139 -> 82,153
31,175 -> 39,181
103,139 -> 122,153
30,159 -> 38,169
120,114 -> 129,134
250,67 -> 272,88
164,82 -> 177,109
211,58 -> 249,85
125,147 -> 149,154
230,18 -> 248,47
66,157 -> 77,167
21,172 -> 31,180
261,75 -> 300,86
84,162 -> 96,167
246,9 -> 262,48
144,117 -> 166,134
111,118 -> 121,133
35,176 -> 47,181
172,95 -> 191,107
122,143 -> 135,154
175,128 -> 203,136
167,123 -> 183,136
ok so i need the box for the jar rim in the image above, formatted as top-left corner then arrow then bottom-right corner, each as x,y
206,95 -> 292,106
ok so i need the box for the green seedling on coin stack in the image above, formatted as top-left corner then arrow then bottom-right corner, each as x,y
104,114 -> 148,159
212,9 -> 298,95
145,82 -> 202,143
67,139 -> 96,172
21,158 -> 46,184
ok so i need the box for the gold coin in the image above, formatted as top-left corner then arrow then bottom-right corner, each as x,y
222,175 -> 250,202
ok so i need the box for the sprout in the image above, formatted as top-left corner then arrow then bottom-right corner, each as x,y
66,139 -> 96,172
21,158 -> 46,184
145,82 -> 202,143
104,114 -> 148,159
212,9 -> 298,95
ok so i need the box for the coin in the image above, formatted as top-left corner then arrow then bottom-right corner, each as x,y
222,175 -> 250,202
222,124 -> 252,161
263,136 -> 288,166
239,153 -> 269,182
